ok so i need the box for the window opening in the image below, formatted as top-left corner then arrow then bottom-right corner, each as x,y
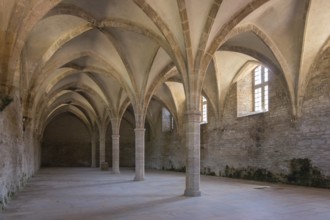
253,66 -> 269,112
162,107 -> 174,132
201,96 -> 208,124
237,64 -> 270,117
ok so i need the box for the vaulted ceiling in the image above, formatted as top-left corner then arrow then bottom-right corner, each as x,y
0,0 -> 329,134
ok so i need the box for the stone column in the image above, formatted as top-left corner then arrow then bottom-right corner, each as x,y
184,110 -> 201,197
111,118 -> 120,174
35,133 -> 42,171
99,126 -> 108,170
112,134 -> 120,174
134,128 -> 145,181
91,132 -> 97,168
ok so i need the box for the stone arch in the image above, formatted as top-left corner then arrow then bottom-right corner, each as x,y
5,1 -> 62,91
199,0 -> 270,99
297,38 -> 330,116
41,110 -> 92,167
214,24 -> 295,117
132,0 -> 187,84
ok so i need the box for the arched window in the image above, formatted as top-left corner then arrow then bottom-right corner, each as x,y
237,65 -> 269,117
201,96 -> 208,124
253,66 -> 269,112
162,107 -> 174,132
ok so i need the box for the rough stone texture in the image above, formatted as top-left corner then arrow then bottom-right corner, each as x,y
134,128 -> 145,181
145,70 -> 330,187
118,117 -> 135,167
41,113 -> 91,167
237,71 -> 253,116
145,126 -> 185,172
298,71 -> 330,176
0,93 -> 37,210
111,135 -> 120,173
0,0 -> 328,210
202,70 -> 329,184
201,71 -> 294,177
40,111 -> 138,170
105,124 -> 113,167
99,126 -> 106,166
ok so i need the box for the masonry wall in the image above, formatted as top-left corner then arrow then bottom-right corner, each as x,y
41,113 -> 91,167
105,124 -> 112,167
118,118 -> 135,167
202,72 -> 296,176
146,70 -> 330,187
146,130 -> 185,171
145,117 -> 186,171
202,70 -> 330,186
0,93 -> 37,210
298,71 -> 330,176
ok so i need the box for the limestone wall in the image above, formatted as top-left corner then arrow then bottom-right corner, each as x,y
298,71 -> 330,175
144,115 -> 185,172
146,130 -> 185,171
201,71 -> 294,176
41,113 -> 91,167
145,71 -> 330,187
203,70 -> 330,186
0,93 -> 37,209
118,118 -> 135,167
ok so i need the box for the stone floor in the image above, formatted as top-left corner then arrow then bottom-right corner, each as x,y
1,168 -> 330,220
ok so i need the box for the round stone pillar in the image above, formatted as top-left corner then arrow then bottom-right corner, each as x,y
184,110 -> 201,197
99,128 -> 107,170
91,133 -> 97,168
134,128 -> 145,181
112,134 -> 120,174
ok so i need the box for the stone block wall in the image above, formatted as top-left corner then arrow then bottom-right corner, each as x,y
145,70 -> 330,187
0,93 -> 37,210
203,70 -> 329,186
144,115 -> 186,172
145,130 -> 185,171
237,71 -> 254,116
41,113 -> 91,167
118,118 -> 135,167
298,71 -> 330,176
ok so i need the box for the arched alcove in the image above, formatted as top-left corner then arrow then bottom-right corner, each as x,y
119,107 -> 136,167
41,112 -> 91,167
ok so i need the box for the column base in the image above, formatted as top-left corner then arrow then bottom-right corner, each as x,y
112,170 -> 120,174
134,176 -> 145,181
100,162 -> 109,171
184,189 -> 201,197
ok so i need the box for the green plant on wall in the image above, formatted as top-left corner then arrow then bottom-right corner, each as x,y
0,95 -> 13,111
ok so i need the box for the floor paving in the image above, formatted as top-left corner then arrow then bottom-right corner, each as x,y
1,168 -> 330,220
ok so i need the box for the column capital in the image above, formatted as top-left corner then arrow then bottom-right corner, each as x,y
185,110 -> 201,122
184,110 -> 201,116
110,117 -> 121,134
134,128 -> 146,132
134,112 -> 145,128
110,117 -> 120,123
112,134 -> 120,139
